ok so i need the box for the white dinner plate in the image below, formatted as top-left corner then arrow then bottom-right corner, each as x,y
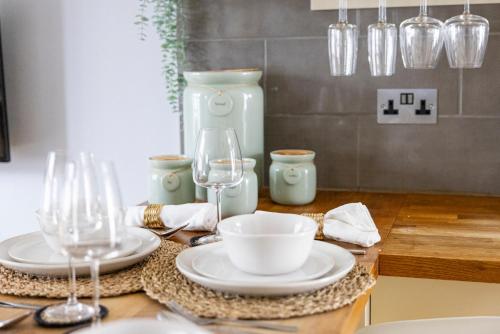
8,234 -> 142,265
0,228 -> 160,277
76,319 -> 209,334
176,240 -> 355,296
191,244 -> 334,284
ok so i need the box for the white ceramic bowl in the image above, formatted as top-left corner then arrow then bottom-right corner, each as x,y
218,212 -> 317,275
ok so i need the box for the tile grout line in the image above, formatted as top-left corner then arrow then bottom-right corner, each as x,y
185,29 -> 500,43
266,113 -> 374,117
186,35 -> 379,43
263,113 -> 500,119
458,69 -> 463,115
186,36 -> 328,43
440,114 -> 500,119
356,116 -> 361,191
185,30 -> 500,43
264,39 -> 268,116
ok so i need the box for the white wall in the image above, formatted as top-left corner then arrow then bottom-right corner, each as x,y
0,0 -> 180,240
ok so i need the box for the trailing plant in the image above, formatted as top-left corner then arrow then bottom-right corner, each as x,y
136,0 -> 186,112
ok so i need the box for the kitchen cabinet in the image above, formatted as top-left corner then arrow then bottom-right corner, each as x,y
372,276 -> 500,323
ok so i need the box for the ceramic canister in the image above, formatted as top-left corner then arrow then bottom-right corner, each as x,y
207,158 -> 258,218
148,155 -> 195,205
269,150 -> 317,205
183,69 -> 264,200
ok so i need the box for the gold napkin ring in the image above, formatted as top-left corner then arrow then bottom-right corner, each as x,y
301,213 -> 325,240
144,204 -> 165,229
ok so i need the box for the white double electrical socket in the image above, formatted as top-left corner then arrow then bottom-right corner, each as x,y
377,89 -> 438,124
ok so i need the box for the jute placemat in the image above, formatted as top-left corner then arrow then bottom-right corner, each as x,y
302,213 -> 326,239
0,263 -> 143,298
142,241 -> 375,320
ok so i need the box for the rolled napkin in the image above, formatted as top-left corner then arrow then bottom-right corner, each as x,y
323,203 -> 380,247
125,203 -> 217,231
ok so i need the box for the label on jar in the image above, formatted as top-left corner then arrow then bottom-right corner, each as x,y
208,92 -> 234,116
162,173 -> 181,192
283,167 -> 302,185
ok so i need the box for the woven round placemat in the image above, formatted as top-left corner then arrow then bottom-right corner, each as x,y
142,241 -> 376,320
0,263 -> 143,298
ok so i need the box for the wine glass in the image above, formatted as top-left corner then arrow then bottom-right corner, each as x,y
37,151 -> 94,324
190,128 -> 244,246
328,0 -> 358,76
444,0 -> 489,68
368,0 -> 397,76
400,0 -> 445,69
60,153 -> 126,325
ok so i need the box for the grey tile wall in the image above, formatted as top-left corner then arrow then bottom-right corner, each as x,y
462,35 -> 500,116
358,117 -> 500,194
265,115 -> 358,189
183,0 -> 500,195
185,40 -> 265,71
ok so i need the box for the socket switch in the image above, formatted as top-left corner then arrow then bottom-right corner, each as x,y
377,89 -> 438,124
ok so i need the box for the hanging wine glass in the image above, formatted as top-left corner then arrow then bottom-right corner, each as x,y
368,0 -> 397,76
444,0 -> 489,68
328,0 -> 358,76
400,0 -> 445,69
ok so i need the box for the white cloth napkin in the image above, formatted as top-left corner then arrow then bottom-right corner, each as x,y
323,203 -> 380,247
125,203 -> 217,231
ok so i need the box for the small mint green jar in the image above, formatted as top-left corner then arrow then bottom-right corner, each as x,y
269,150 -> 317,205
149,155 -> 195,205
208,158 -> 258,218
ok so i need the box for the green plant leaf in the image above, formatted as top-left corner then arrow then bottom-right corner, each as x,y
136,0 -> 185,113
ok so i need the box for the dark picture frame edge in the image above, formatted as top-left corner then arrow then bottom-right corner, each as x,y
0,21 -> 10,163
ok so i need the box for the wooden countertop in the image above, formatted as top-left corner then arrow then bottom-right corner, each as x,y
3,190 -> 500,333
259,190 -> 500,283
380,193 -> 500,283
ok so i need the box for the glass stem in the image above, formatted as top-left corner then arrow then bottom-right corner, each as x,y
90,259 -> 101,326
378,0 -> 387,23
419,0 -> 428,16
212,188 -> 223,237
66,256 -> 78,306
338,0 -> 348,23
215,188 -> 222,224
464,0 -> 470,14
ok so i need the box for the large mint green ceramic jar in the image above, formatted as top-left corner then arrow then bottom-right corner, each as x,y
183,69 -> 264,200
148,155 -> 195,205
269,150 -> 317,205
208,159 -> 258,218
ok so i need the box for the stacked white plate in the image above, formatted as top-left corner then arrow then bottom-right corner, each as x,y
0,227 -> 161,277
76,319 -> 209,334
176,240 -> 356,296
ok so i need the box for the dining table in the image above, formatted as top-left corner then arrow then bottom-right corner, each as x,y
3,189 -> 500,333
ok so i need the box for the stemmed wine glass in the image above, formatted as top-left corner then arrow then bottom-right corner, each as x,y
444,0 -> 489,68
368,0 -> 397,76
400,0 -> 445,69
59,153 -> 126,325
190,128 -> 243,246
328,0 -> 358,76
37,151 -> 94,324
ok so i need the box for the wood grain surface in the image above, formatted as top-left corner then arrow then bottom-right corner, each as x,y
380,193 -> 500,283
